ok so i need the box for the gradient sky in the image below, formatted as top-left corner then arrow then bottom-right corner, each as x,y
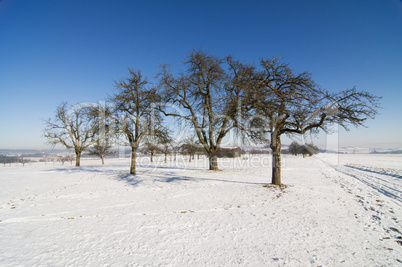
1,0 -> 401,150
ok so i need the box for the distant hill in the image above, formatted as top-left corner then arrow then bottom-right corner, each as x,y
370,150 -> 402,154
0,148 -> 72,156
337,147 -> 402,154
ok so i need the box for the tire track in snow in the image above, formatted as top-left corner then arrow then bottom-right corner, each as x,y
334,165 -> 402,205
319,161 -> 402,249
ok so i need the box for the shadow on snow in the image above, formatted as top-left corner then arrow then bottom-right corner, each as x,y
116,169 -> 266,188
346,165 -> 402,179
44,163 -> 267,187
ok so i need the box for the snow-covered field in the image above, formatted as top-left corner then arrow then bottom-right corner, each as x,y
1,153 -> 401,266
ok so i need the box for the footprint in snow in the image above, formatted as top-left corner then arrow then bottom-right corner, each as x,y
389,227 -> 401,234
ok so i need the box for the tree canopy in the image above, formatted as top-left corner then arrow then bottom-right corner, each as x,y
243,57 -> 380,185
44,102 -> 97,166
43,50 -> 381,183
159,50 -> 252,170
110,69 -> 166,174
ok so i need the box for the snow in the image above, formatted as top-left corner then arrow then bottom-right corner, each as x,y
1,154 -> 401,266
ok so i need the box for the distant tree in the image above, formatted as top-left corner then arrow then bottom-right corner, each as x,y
249,149 -> 270,155
159,51 -> 252,170
19,157 -> 29,166
195,145 -> 205,159
88,141 -> 115,164
111,69 -> 165,174
44,102 -> 97,166
144,141 -> 160,163
288,141 -> 301,156
7,157 -> 16,166
245,57 -> 381,185
144,128 -> 170,163
170,142 -> 180,161
0,155 -> 17,167
59,156 -> 66,165
302,143 -> 319,157
216,147 -> 242,158
180,137 -> 201,162
0,155 -> 5,167
288,141 -> 319,157
159,135 -> 173,163
86,102 -> 116,165
64,155 -> 75,165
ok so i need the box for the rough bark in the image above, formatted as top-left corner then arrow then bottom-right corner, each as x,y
130,148 -> 137,175
209,153 -> 218,170
270,134 -> 281,185
75,151 -> 81,167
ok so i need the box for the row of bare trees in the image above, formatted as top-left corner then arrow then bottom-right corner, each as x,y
44,50 -> 380,185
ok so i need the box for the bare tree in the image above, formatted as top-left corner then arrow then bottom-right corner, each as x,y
44,102 -> 97,166
88,141 -> 115,164
59,156 -> 66,165
159,51 -> 251,170
170,142 -> 180,161
159,135 -> 172,163
0,155 -> 18,167
180,137 -> 200,162
288,141 -> 319,157
111,68 -> 164,174
65,155 -> 75,165
301,143 -> 319,157
144,141 -> 160,163
143,128 -> 170,163
19,157 -> 29,167
288,141 -> 301,156
245,58 -> 381,185
87,103 -> 116,165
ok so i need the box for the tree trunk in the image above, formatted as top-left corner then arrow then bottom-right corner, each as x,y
164,153 -> 167,163
271,135 -> 282,185
75,151 -> 81,167
189,153 -> 191,162
101,155 -> 105,165
130,147 -> 137,175
209,153 -> 218,170
150,151 -> 154,163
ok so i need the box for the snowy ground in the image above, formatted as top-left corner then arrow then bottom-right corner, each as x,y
0,153 -> 401,266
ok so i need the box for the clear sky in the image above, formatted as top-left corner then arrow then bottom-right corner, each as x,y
0,0 -> 401,150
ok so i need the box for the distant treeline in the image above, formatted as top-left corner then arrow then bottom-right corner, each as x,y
0,155 -> 20,165
286,142 -> 319,157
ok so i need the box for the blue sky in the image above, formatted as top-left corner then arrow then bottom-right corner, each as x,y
0,0 -> 401,150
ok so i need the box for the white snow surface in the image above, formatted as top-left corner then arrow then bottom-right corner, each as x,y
1,154 -> 401,266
